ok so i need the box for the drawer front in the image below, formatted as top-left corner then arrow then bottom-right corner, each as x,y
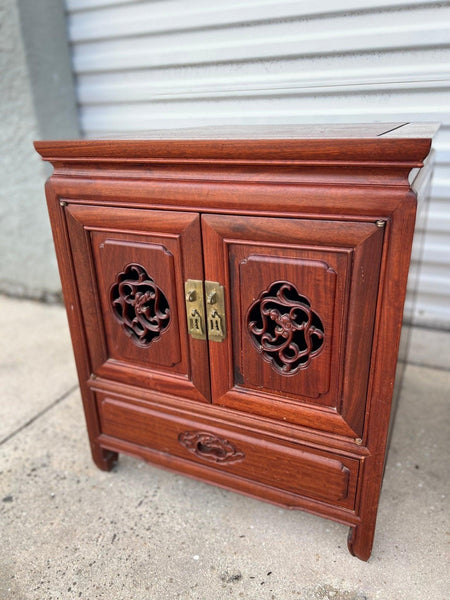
96,392 -> 358,509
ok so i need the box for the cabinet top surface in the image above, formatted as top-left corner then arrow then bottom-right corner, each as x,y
40,123 -> 439,141
35,122 -> 439,165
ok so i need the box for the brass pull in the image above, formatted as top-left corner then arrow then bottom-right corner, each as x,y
205,281 -> 226,342
185,280 -> 206,340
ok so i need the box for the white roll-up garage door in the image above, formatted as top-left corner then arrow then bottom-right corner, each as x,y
65,0 -> 450,329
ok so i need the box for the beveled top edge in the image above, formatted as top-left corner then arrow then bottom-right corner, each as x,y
34,123 -> 439,166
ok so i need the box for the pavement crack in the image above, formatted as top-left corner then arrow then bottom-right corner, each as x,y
0,384 -> 79,446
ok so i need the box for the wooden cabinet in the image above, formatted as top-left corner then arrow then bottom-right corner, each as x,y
35,123 -> 437,560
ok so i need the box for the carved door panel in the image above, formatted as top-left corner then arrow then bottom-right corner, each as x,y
65,205 -> 210,403
201,214 -> 385,437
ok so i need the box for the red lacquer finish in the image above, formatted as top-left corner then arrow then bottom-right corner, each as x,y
35,123 -> 437,560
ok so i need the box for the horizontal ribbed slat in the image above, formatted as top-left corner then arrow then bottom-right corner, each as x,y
67,0 -> 449,42
64,0 -> 450,329
72,9 -> 450,73
76,49 -> 450,106
422,199 -> 450,234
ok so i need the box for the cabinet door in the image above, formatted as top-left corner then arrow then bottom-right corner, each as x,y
202,214 -> 385,437
65,205 -> 210,402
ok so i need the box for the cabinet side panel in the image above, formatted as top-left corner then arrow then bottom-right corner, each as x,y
349,194 -> 417,560
43,180 -> 114,469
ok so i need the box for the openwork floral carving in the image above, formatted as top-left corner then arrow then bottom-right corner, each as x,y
247,281 -> 325,376
178,431 -> 245,464
110,263 -> 170,347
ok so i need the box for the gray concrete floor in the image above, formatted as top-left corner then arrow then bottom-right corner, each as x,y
1,295 -> 449,600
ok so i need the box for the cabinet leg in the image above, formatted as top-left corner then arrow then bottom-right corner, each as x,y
92,445 -> 118,471
347,523 -> 375,561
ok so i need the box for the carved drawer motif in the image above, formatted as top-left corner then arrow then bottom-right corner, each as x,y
178,431 -> 245,464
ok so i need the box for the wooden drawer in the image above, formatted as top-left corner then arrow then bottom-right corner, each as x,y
96,391 -> 358,510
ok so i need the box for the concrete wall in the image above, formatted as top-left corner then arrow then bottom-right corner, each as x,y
0,0 -> 79,301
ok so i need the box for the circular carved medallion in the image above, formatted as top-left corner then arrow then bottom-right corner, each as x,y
247,281 -> 324,376
110,263 -> 171,347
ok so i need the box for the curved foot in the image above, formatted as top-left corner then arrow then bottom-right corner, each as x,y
92,445 -> 118,471
347,525 -> 374,561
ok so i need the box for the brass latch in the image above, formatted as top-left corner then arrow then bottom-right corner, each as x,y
185,280 -> 206,340
205,281 -> 226,342
185,280 -> 226,342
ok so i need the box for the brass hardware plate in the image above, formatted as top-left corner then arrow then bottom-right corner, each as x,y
185,280 -> 206,340
205,281 -> 226,342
